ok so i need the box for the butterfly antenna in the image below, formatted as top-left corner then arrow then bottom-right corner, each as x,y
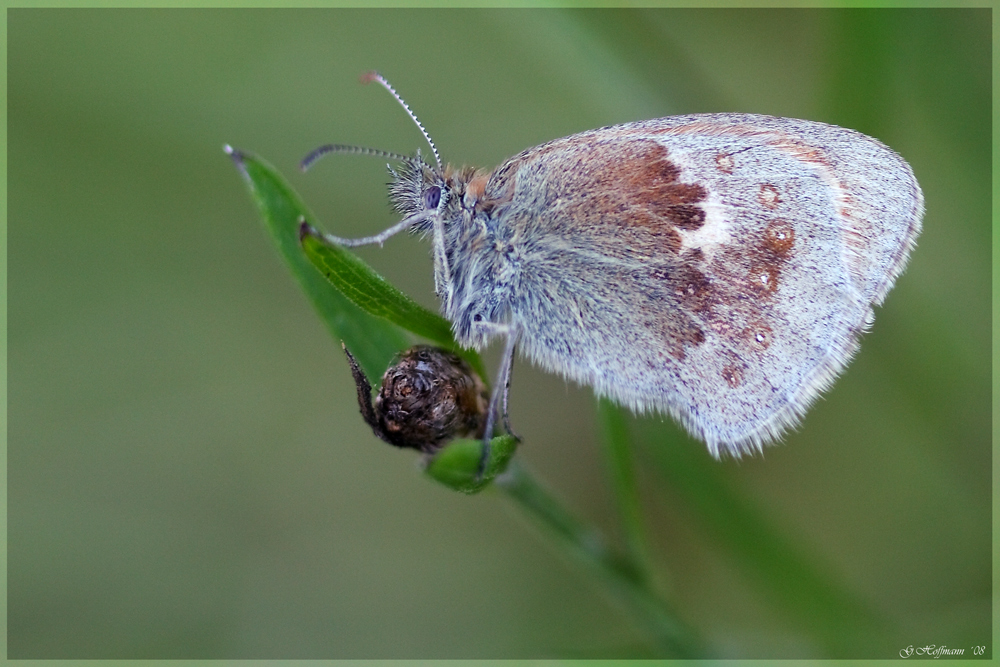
361,71 -> 442,171
300,144 -> 416,172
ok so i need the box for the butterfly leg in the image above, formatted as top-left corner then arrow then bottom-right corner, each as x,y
501,355 -> 519,439
477,327 -> 519,480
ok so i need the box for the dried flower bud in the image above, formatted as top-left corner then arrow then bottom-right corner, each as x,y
344,345 -> 488,454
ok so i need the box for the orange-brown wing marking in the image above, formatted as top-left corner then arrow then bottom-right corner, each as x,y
559,140 -> 707,238
505,138 -> 718,361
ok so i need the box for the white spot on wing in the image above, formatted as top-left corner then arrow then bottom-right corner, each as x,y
678,197 -> 730,255
664,147 -> 731,257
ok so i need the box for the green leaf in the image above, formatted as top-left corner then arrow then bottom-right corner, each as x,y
299,226 -> 455,343
299,226 -> 485,379
424,434 -> 519,494
226,146 -> 406,379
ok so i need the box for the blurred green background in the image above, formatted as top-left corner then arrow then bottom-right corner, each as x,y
7,8 -> 991,659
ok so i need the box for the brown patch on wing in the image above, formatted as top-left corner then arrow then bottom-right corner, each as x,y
653,202 -> 705,230
745,214 -> 798,299
688,212 -> 798,366
619,143 -> 708,230
722,365 -> 744,388
744,320 -> 773,351
747,263 -> 780,295
644,262 -> 709,359
758,183 -> 781,209
672,263 -> 714,314
527,139 -> 711,256
691,213 -> 798,368
659,226 -> 683,253
707,213 -> 799,309
666,323 -> 706,361
661,318 -> 706,361
763,218 -> 795,256
651,249 -> 714,358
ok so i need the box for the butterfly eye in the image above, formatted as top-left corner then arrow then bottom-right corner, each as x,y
423,186 -> 441,210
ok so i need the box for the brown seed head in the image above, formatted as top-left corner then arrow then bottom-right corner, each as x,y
345,345 -> 488,454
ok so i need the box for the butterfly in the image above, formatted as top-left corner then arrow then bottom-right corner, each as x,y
304,72 -> 923,471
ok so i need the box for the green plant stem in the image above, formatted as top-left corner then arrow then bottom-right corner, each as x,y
597,398 -> 655,583
634,422 -> 888,657
495,460 -> 703,658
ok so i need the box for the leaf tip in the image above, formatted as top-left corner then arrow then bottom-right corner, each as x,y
225,145 -> 252,180
224,144 -> 244,161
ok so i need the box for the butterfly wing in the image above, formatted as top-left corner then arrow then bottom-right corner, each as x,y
490,114 -> 922,456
